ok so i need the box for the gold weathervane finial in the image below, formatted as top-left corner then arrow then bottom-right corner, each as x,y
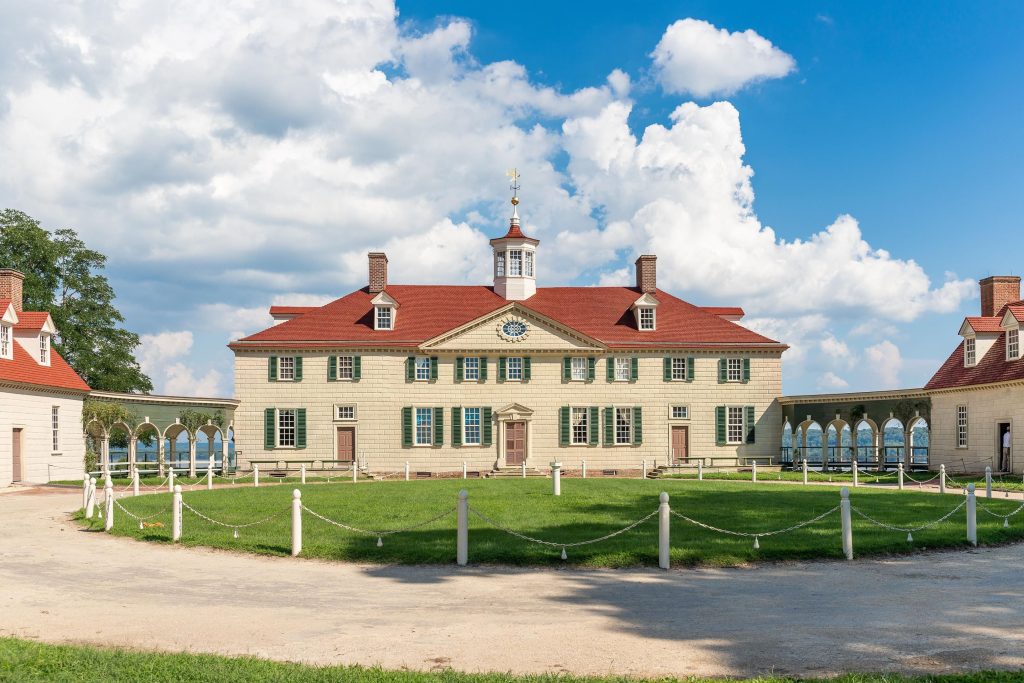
506,168 -> 521,206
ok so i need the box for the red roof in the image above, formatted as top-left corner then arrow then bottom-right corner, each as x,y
269,306 -> 316,316
701,306 -> 745,318
14,311 -> 51,330
0,341 -> 90,392
926,336 -> 1024,390
963,316 -> 1004,333
232,285 -> 782,350
1005,303 -> 1024,323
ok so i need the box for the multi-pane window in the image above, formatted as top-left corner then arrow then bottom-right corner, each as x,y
278,356 -> 295,380
571,356 -> 587,381
671,405 -> 689,419
277,409 -> 296,447
463,408 -> 481,445
1008,329 -> 1020,361
614,407 -> 633,445
506,356 -> 523,381
957,405 -> 968,448
464,356 -> 480,381
415,356 -> 431,381
614,357 -> 631,381
39,334 -> 49,364
671,357 -> 687,381
727,407 -> 745,444
525,251 -> 535,277
336,405 -> 356,420
495,252 -> 505,277
965,337 -> 976,366
508,250 -> 523,276
571,407 -> 589,445
376,307 -> 393,330
415,407 -> 433,446
51,406 -> 59,452
337,356 -> 354,380
0,324 -> 9,358
727,358 -> 742,382
638,308 -> 655,330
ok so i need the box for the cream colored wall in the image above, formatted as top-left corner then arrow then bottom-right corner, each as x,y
931,384 -> 1024,474
234,350 -> 783,472
0,386 -> 85,486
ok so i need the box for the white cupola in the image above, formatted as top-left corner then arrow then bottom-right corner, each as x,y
490,170 -> 539,301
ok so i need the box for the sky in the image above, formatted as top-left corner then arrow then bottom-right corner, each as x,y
1,0 -> 1021,397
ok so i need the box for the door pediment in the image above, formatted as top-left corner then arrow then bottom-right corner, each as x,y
495,403 -> 533,421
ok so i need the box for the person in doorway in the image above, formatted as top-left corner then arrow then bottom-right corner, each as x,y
1002,427 -> 1012,472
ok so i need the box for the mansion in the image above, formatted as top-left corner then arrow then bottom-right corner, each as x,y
230,199 -> 786,473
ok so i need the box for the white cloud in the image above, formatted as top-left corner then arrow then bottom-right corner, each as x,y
138,331 -> 193,377
651,19 -> 796,97
818,372 -> 850,390
138,330 -> 224,396
163,363 -> 223,397
864,340 -> 904,388
820,334 -> 853,368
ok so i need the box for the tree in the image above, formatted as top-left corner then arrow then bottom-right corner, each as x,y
0,209 -> 152,392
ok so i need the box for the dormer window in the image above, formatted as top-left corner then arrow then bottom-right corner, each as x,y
371,291 -> 399,331
0,324 -> 9,360
639,308 -> 655,330
376,307 -> 392,330
39,333 -> 50,365
965,337 -> 976,366
631,293 -> 659,331
1008,328 -> 1020,361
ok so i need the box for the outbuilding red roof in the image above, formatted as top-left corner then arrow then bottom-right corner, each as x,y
927,299 -> 1024,390
13,311 -> 51,330
0,341 -> 90,392
962,316 -> 1004,333
232,285 -> 782,350
269,306 -> 316,316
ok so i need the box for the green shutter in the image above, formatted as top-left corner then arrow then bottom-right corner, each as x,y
296,409 -> 306,449
687,357 -> 695,382
433,407 -> 444,446
606,358 -> 615,382
630,356 -> 638,381
482,407 -> 493,446
268,356 -> 278,382
563,357 -> 571,382
406,357 -> 415,382
523,356 -> 531,381
294,357 -> 303,381
589,406 -> 599,445
742,358 -> 751,383
328,356 -> 337,381
559,407 -> 570,446
353,356 -> 361,380
452,407 -> 462,447
264,408 -> 275,449
633,406 -> 642,446
746,406 -> 756,443
718,359 -> 727,383
480,357 -> 488,382
430,356 -> 438,381
604,407 -> 614,445
587,357 -> 596,382
401,407 -> 413,447
455,357 -> 464,382
498,356 -> 506,382
716,406 -> 727,446
663,357 -> 672,382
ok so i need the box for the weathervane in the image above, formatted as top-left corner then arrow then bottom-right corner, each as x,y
506,168 -> 521,206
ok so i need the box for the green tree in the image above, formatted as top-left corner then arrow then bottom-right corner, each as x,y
0,209 -> 152,392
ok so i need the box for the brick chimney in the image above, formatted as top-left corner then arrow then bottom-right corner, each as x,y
368,252 -> 388,294
0,269 -> 24,312
635,255 -> 657,293
980,275 -> 1021,317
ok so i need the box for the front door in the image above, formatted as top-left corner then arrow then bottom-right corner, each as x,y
505,421 -> 526,465
336,427 -> 355,463
12,428 -> 23,482
671,425 -> 688,463
999,422 -> 1011,472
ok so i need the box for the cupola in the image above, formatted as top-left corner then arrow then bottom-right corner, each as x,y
490,169 -> 539,301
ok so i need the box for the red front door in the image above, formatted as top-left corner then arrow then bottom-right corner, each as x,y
505,422 -> 526,465
671,426 -> 688,464
336,427 -> 355,463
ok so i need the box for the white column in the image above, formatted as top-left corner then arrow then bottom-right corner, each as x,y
300,464 -> 306,485
253,464 -> 260,487
172,485 -> 182,542
128,438 -> 137,478
85,477 -> 97,519
852,460 -> 858,488
985,466 -> 992,498
291,489 -> 302,557
104,481 -> 114,532
642,459 -> 647,480
940,464 -> 946,494
133,469 -> 140,497
698,460 -> 703,481
802,459 -> 808,485
551,461 -> 561,496
405,461 -> 410,481
897,462 -> 904,490
457,489 -> 468,566
752,461 -> 757,482
658,492 -> 670,570
463,461 -> 467,480
168,469 -> 175,493
207,467 -> 213,490
582,459 -> 587,479
82,475 -> 90,509
840,487 -> 853,560
157,437 -> 165,478
188,438 -> 197,478
521,461 -> 526,479
221,434 -> 229,475
967,483 -> 977,546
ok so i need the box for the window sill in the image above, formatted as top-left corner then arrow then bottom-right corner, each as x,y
275,445 -> 297,450
460,443 -> 483,448
333,418 -> 357,423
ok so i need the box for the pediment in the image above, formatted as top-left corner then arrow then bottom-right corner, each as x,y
370,291 -> 399,308
495,403 -> 534,419
0,303 -> 17,325
1001,309 -> 1022,329
422,303 -> 605,351
632,292 -> 659,308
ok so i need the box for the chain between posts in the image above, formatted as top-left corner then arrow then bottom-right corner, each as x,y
180,500 -> 289,529
468,507 -> 658,548
850,499 -> 966,533
976,499 -> 1024,520
302,505 -> 456,537
114,498 -> 171,522
670,506 -> 839,539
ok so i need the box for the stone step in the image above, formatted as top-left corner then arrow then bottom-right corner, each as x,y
487,467 -> 548,478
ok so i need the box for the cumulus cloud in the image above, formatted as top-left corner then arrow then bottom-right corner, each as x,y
651,19 -> 796,97
818,372 -> 850,390
138,330 -> 223,396
864,340 -> 904,388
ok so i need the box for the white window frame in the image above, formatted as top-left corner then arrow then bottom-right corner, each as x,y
1008,329 -> 1020,361
570,406 -> 589,445
525,250 -> 535,277
669,405 -> 689,420
571,356 -> 588,381
414,407 -> 433,447
638,307 -> 655,331
726,406 -> 745,445
335,405 -> 357,421
957,405 -> 968,449
614,357 -> 631,382
495,251 -> 505,277
39,333 -> 50,365
670,357 -> 687,381
614,407 -> 633,445
463,407 -> 482,446
965,337 -> 976,367
463,356 -> 480,381
277,356 -> 295,381
508,250 -> 523,277
0,324 -> 10,360
337,355 -> 354,380
726,358 -> 743,382
414,356 -> 431,381
506,356 -> 523,381
277,408 -> 297,448
376,307 -> 393,330
51,405 -> 60,453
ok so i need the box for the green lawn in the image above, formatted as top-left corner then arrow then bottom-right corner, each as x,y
2,638 -> 1023,683
78,478 -> 1024,568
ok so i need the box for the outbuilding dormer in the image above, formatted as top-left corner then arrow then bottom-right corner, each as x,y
0,300 -> 17,360
15,312 -> 57,366
1002,305 -> 1024,361
631,292 -> 659,331
371,290 -> 399,330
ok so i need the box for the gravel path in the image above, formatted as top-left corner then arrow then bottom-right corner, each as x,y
1,486 -> 1023,679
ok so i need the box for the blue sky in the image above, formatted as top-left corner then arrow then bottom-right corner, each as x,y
1,1 -> 1021,396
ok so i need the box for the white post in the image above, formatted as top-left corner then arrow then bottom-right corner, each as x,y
698,460 -> 703,481
168,469 -> 175,493
582,459 -> 587,479
985,466 -> 992,499
940,464 -> 946,494
463,461 -> 467,480
254,464 -> 260,488
898,462 -> 904,490
353,459 -> 358,483
104,481 -> 114,532
133,469 -> 140,497
802,459 -> 808,485
658,492 -> 670,570
300,464 -> 306,485
291,489 -> 302,557
207,466 -> 213,490
172,485 -> 182,542
405,461 -> 410,481
752,461 -> 757,482
551,461 -> 561,496
642,459 -> 647,480
967,483 -> 977,546
852,461 -> 858,488
521,461 -> 526,479
840,487 -> 853,560
457,489 -> 468,566
85,477 -> 97,519
82,475 -> 90,509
